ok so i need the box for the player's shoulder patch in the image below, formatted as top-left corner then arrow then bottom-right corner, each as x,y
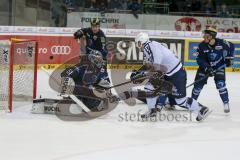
100,68 -> 105,72
101,37 -> 106,43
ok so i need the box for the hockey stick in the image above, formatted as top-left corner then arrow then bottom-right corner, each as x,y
186,64 -> 226,88
96,71 -> 158,91
40,67 -> 91,113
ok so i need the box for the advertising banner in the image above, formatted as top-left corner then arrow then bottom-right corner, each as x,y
0,26 -> 239,71
68,12 -> 240,33
106,37 -> 185,66
0,35 -> 80,66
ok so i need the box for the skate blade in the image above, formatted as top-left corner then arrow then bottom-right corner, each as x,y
224,109 -> 230,114
198,109 -> 213,122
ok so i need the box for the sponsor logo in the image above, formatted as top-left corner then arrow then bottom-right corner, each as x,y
61,77 -> 71,94
81,17 -> 119,24
206,19 -> 240,33
51,45 -> 71,55
215,46 -> 223,50
175,17 -> 201,31
2,48 -> 9,63
93,35 -> 98,40
158,31 -> 171,36
61,28 -> 74,33
110,23 -> 126,29
44,105 -> 60,112
27,45 -> 34,57
38,28 -> 48,32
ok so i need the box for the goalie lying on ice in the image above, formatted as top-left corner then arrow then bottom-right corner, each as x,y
60,50 -> 111,112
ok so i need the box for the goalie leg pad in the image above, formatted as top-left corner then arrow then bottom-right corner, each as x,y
32,98 -> 83,115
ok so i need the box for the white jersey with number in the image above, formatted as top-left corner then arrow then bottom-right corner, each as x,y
143,40 -> 182,76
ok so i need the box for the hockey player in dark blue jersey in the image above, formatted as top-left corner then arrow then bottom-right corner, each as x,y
191,27 -> 235,113
60,50 -> 111,112
73,18 -> 108,59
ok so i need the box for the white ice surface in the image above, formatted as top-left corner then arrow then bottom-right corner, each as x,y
0,70 -> 240,160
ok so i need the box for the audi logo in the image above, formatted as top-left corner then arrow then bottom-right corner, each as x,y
51,46 -> 71,55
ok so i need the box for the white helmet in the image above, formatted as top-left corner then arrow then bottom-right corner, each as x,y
135,32 -> 149,48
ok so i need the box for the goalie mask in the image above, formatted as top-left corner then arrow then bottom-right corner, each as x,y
88,50 -> 104,68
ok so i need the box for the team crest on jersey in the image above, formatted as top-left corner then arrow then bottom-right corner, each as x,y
100,68 -> 105,72
223,50 -> 228,57
93,35 -> 98,40
209,53 -> 217,60
144,44 -> 154,63
101,37 -> 105,43
215,46 -> 223,50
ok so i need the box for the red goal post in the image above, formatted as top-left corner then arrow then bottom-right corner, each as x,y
0,38 -> 38,112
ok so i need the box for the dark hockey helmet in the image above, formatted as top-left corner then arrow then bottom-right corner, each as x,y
203,27 -> 217,38
91,18 -> 100,26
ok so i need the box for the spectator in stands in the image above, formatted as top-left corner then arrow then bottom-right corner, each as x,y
75,0 -> 84,7
64,0 -> 77,12
65,0 -> 75,7
51,0 -> 68,27
218,3 -> 229,17
108,0 -> 123,12
143,0 -> 155,14
128,0 -> 143,18
86,0 -> 99,11
121,0 -> 129,10
169,0 -> 179,12
191,0 -> 202,12
203,0 -> 216,14
99,1 -> 107,16
184,0 -> 192,12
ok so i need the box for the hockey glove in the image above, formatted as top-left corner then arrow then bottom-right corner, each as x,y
205,67 -> 215,77
130,70 -> 146,84
74,29 -> 83,39
149,71 -> 164,87
225,57 -> 234,67
153,80 -> 174,95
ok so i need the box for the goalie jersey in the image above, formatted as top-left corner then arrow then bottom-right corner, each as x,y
61,59 -> 108,86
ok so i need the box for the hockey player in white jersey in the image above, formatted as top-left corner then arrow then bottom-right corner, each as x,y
133,32 -> 210,121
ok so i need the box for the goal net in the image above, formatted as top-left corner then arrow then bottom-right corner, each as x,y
0,38 -> 38,112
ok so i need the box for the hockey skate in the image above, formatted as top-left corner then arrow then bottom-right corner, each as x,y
141,107 -> 161,119
224,103 -> 230,113
164,104 -> 176,111
196,105 -> 211,122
